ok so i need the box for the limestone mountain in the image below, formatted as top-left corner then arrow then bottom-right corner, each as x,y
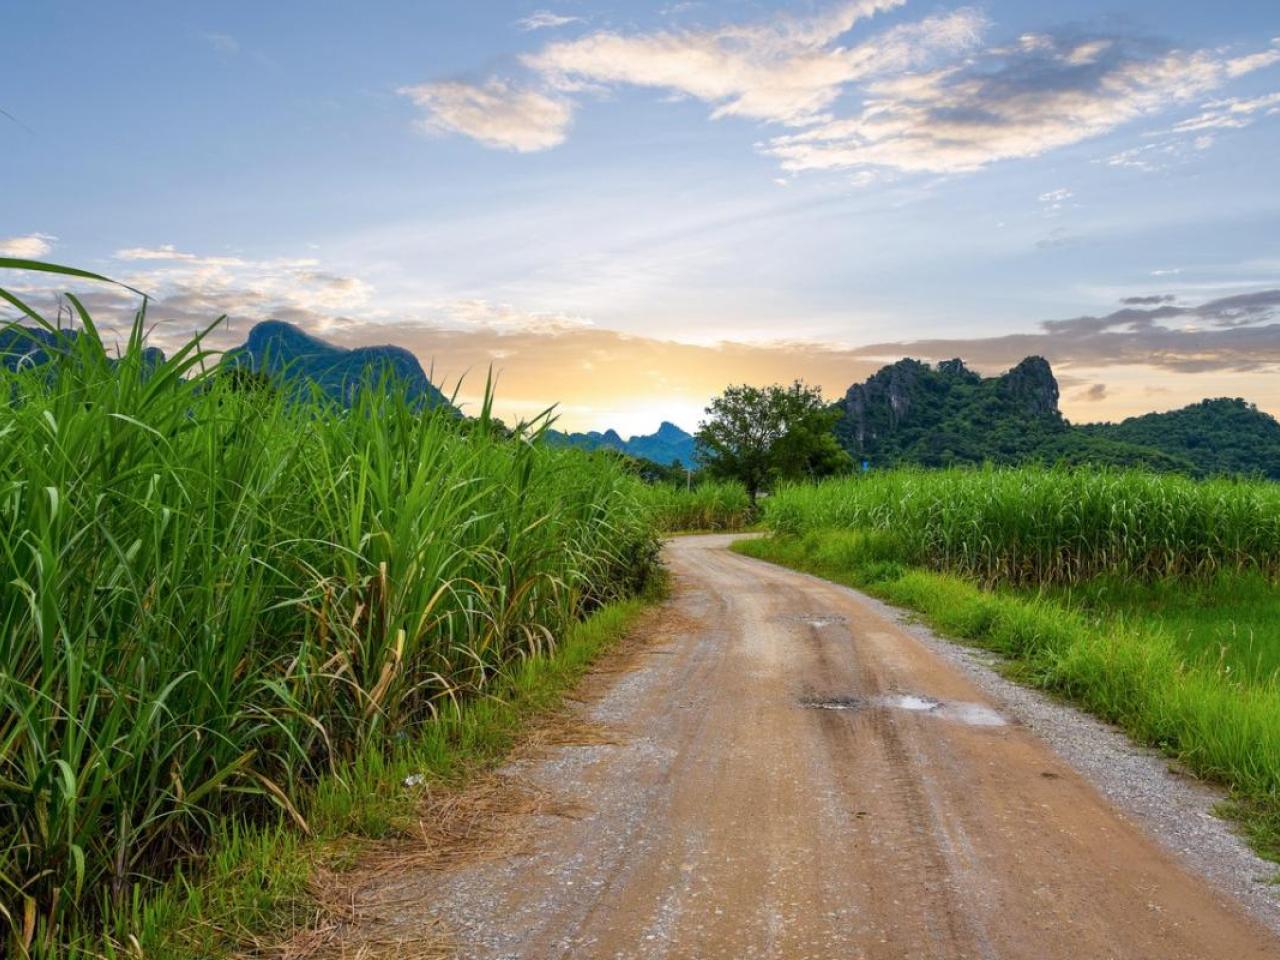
223,320 -> 451,409
834,356 -> 1079,467
832,356 -> 1280,477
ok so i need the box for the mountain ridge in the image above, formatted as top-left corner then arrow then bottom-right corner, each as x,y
833,355 -> 1280,478
4,319 -> 1276,478
225,320 -> 451,408
547,420 -> 696,467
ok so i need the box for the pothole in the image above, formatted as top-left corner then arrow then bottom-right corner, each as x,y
799,695 -> 865,711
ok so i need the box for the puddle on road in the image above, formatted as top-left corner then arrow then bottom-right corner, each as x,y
800,693 -> 1006,726
781,613 -> 848,628
888,695 -> 938,712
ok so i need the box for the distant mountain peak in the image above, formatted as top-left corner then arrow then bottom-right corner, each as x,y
653,420 -> 686,440
1001,355 -> 1059,418
226,320 -> 450,409
548,420 -> 696,467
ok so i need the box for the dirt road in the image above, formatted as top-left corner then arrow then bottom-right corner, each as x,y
358,534 -> 1280,959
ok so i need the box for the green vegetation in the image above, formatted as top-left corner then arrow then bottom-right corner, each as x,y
833,356 -> 1280,477
765,467 -> 1280,584
696,380 -> 851,503
0,265 -> 660,956
740,467 -> 1280,860
637,480 -> 753,532
1035,574 -> 1280,687
133,590 -> 659,958
1079,397 -> 1280,480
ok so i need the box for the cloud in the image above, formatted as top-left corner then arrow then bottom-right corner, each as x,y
856,289 -> 1280,374
1038,187 -> 1074,216
398,79 -> 573,152
407,2 -> 1280,180
1171,91 -> 1280,132
1076,382 -> 1108,402
525,1 -> 981,126
516,11 -> 582,32
0,233 -> 56,258
1121,294 -> 1175,305
765,34 -> 1280,174
436,297 -> 593,333
1035,226 -> 1082,250
115,244 -> 206,262
66,248 -> 375,346
204,32 -> 240,57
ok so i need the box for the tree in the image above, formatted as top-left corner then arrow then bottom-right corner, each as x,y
695,381 -> 852,504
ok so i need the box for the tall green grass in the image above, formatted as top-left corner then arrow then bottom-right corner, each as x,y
1047,572 -> 1280,687
764,467 -> 1280,584
0,268 -> 658,955
636,480 -> 752,532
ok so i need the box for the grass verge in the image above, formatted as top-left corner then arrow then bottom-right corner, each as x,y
128,584 -> 664,959
732,531 -> 1280,865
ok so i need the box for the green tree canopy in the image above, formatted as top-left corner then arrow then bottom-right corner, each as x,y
695,381 -> 852,503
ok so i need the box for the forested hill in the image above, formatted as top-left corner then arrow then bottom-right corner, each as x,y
832,357 -> 1280,479
1081,398 -> 1280,479
223,320 -> 452,408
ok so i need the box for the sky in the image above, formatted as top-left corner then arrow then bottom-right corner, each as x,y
3,0 -> 1279,434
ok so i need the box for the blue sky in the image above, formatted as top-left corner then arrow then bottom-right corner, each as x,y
3,1 -> 1279,432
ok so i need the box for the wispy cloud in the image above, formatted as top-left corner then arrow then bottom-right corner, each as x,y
204,32 -> 240,57
516,11 -> 583,32
857,289 -> 1280,374
115,244 -> 205,262
398,79 -> 573,152
1038,188 -> 1074,215
1104,87 -> 1279,171
1171,91 -> 1280,132
0,233 -> 56,258
526,1 -> 979,126
401,2 -> 1280,179
75,248 -> 373,344
1104,136 -> 1209,172
766,34 -> 1280,174
436,298 -> 593,333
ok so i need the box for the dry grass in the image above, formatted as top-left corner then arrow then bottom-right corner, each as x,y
268,770 -> 578,958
